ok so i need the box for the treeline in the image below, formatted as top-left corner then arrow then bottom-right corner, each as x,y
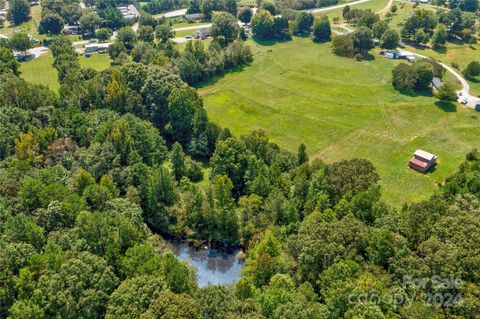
142,0 -> 187,15
105,13 -> 252,85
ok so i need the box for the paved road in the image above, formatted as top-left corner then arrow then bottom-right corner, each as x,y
174,24 -> 212,32
402,49 -> 480,108
160,8 -> 188,18
377,0 -> 394,15
28,46 -> 49,58
308,0 -> 372,13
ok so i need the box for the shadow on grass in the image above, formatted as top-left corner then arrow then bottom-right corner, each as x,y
432,46 -> 447,54
195,63 -> 251,89
251,35 -> 293,46
435,101 -> 457,112
425,163 -> 438,175
395,88 -> 432,97
361,53 -> 375,61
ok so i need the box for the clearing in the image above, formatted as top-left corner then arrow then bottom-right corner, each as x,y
199,37 -> 480,206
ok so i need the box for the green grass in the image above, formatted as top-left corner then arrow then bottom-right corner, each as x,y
19,52 -> 111,92
199,37 -> 480,207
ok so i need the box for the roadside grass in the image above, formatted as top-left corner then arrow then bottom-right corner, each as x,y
199,37 -> 480,206
19,51 -> 111,92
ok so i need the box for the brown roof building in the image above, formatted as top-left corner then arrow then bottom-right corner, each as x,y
409,150 -> 437,173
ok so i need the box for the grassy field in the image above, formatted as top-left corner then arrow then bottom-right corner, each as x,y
19,52 -> 111,91
199,37 -> 480,206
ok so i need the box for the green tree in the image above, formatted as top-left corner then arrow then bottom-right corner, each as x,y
106,275 -> 165,319
251,9 -> 274,39
372,20 -> 389,39
117,27 -> 138,51
295,12 -> 314,34
463,61 -> 480,80
79,10 -> 101,35
436,81 -> 457,101
238,6 -> 253,24
431,24 -> 447,49
7,0 -> 30,24
39,13 -> 64,35
155,24 -> 175,43
171,142 -> 186,181
313,16 -> 331,42
380,29 -> 399,50
140,290 -> 199,319
138,25 -> 155,43
297,143 -> 309,165
211,11 -> 240,44
0,47 -> 20,75
9,32 -> 31,55
352,26 -> 374,55
96,28 -> 113,41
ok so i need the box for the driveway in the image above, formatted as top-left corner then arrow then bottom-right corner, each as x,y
402,49 -> 480,108
160,8 -> 188,18
28,46 -> 49,58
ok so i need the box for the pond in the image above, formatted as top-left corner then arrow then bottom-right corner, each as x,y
169,241 -> 245,288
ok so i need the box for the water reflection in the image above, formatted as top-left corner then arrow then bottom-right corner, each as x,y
170,241 -> 244,287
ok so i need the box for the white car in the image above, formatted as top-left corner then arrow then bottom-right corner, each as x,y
461,98 -> 468,105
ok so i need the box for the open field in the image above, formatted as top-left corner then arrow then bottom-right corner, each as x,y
19,52 -> 111,91
199,37 -> 480,206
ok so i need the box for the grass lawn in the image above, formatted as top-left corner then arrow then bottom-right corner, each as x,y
19,52 -> 111,92
199,37 -> 480,207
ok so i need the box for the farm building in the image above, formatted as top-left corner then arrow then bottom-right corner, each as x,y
431,77 -> 444,91
117,5 -> 140,20
85,43 -> 112,55
384,51 -> 415,62
409,150 -> 437,173
195,27 -> 211,39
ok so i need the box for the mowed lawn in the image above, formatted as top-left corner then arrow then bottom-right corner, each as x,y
199,37 -> 480,206
19,52 -> 111,91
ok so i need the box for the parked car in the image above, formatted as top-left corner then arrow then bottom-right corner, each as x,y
475,104 -> 480,111
458,91 -> 463,96
461,98 -> 468,105
185,35 -> 192,39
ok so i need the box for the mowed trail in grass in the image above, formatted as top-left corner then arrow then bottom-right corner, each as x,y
199,37 -> 480,206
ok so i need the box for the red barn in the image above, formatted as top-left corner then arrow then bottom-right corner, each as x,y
409,150 -> 437,173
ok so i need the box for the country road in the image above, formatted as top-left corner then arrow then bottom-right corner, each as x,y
308,0 -> 372,13
402,50 -> 480,108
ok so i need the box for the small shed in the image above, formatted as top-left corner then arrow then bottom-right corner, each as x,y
431,77 -> 444,91
195,27 -> 211,39
409,150 -> 437,173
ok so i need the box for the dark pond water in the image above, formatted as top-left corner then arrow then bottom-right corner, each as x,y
169,241 -> 244,287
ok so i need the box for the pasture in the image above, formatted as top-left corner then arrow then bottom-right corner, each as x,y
199,37 -> 480,206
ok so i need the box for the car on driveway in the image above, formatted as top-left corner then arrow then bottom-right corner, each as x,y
461,98 -> 468,105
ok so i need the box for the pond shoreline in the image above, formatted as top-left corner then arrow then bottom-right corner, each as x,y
167,239 -> 246,287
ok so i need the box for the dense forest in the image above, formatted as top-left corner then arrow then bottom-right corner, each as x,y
1,14 -> 480,318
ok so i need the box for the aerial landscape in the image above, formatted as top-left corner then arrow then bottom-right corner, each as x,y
0,0 -> 479,317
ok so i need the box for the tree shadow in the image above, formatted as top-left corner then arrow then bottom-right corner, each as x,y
312,37 -> 332,44
432,46 -> 447,54
195,63 -> 251,88
360,53 -> 375,61
395,88 -> 432,97
434,101 -> 457,112
425,163 -> 438,175
251,35 -> 292,46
